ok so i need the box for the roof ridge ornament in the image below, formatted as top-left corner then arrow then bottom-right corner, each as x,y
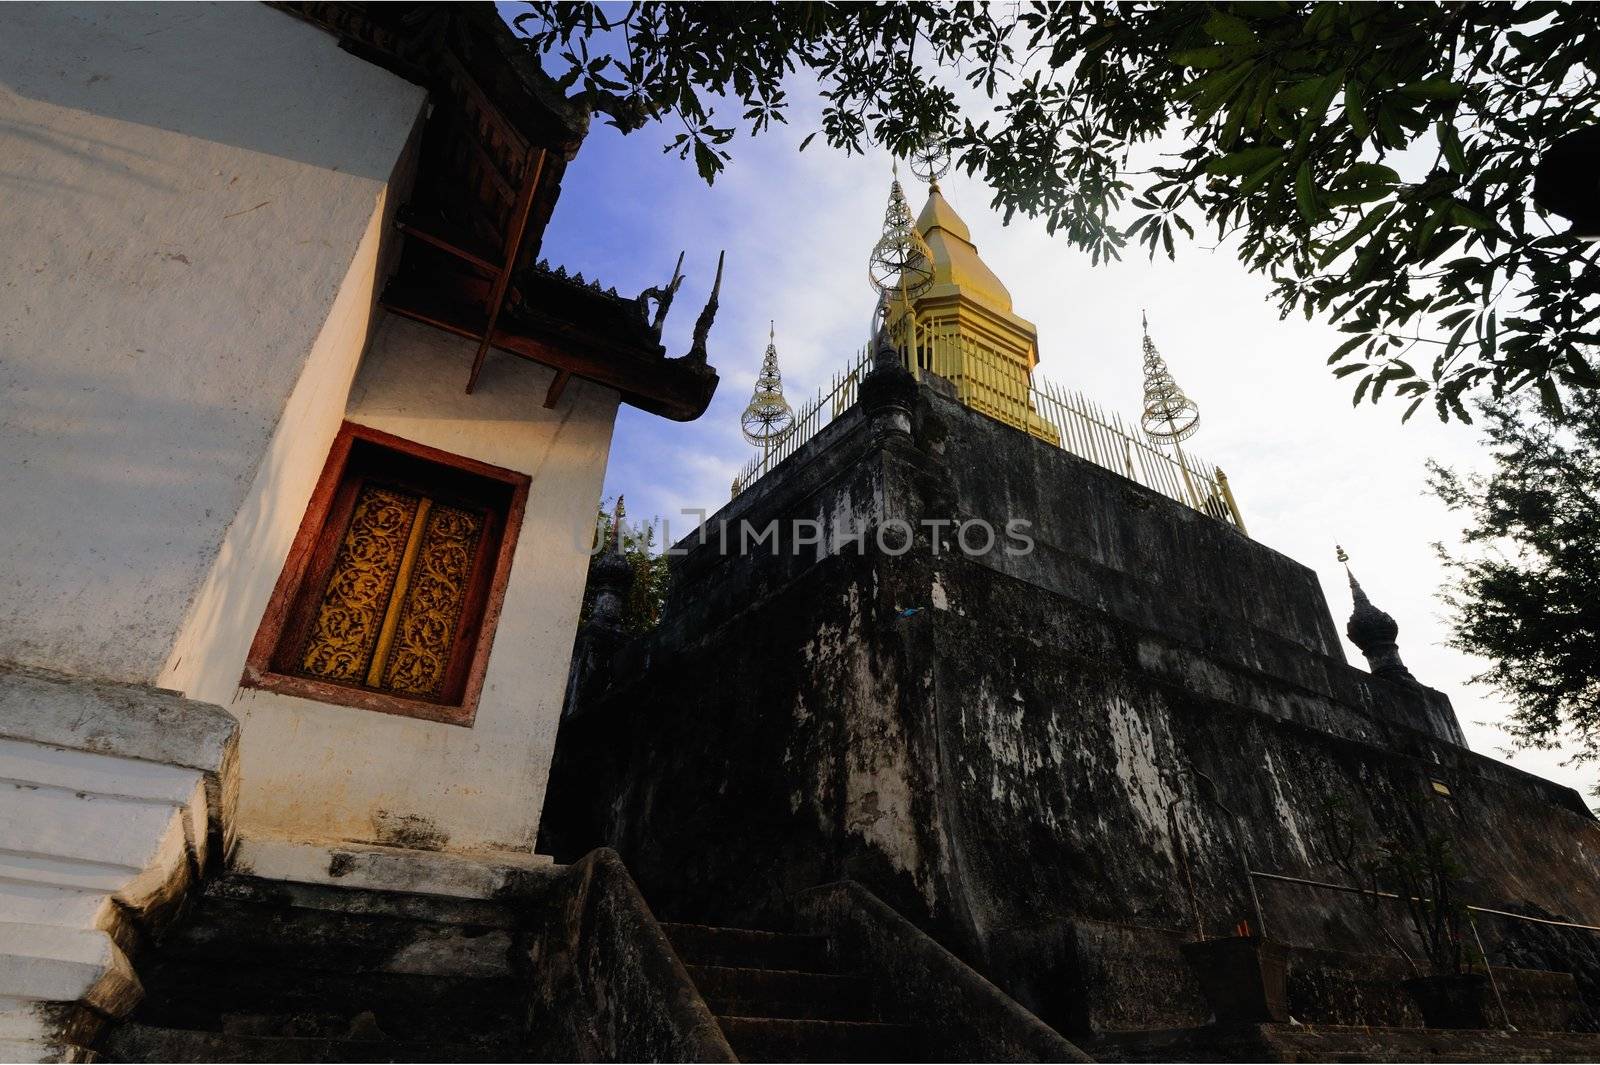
636,251 -> 686,340
683,250 -> 723,367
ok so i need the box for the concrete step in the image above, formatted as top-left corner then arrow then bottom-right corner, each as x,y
687,963 -> 873,1022
158,896 -> 515,978
132,960 -> 524,1045
661,922 -> 835,973
1084,1022 -> 1600,1063
202,875 -> 521,928
101,1023 -> 535,1063
717,1016 -> 923,1063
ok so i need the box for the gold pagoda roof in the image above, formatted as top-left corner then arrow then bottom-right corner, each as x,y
915,186 -> 1014,314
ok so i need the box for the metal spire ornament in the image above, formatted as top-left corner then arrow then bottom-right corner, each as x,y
907,132 -> 953,188
1139,312 -> 1200,445
740,321 -> 795,452
868,164 -> 935,356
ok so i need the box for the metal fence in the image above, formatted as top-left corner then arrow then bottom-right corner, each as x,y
729,338 -> 1246,535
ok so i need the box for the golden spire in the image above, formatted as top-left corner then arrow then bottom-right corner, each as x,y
740,320 -> 794,453
890,148 -> 1052,443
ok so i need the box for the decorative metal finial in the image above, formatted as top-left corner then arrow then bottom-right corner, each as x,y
740,320 -> 795,450
868,171 -> 936,364
1140,312 -> 1200,446
1337,549 -> 1416,683
907,132 -> 952,188
868,173 -> 936,303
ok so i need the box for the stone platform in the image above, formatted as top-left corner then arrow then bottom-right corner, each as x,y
1085,1023 -> 1600,1063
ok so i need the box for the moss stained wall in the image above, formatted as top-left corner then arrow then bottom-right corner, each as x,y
543,370 -> 1600,1035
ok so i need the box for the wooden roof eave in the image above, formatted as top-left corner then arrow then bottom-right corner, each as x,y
381,287 -> 718,422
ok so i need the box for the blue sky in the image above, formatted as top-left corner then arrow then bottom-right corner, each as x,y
536,73 -> 1590,800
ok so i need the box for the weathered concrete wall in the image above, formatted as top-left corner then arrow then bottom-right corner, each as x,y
545,369 -> 1600,1037
0,664 -> 237,1062
0,3 -> 427,684
167,315 -> 619,855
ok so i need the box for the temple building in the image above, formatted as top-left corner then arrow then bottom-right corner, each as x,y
543,169 -> 1600,1061
1,5 -> 722,1060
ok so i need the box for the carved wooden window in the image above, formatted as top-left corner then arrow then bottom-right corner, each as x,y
244,423 -> 529,726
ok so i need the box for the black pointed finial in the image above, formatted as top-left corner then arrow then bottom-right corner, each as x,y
1337,545 -> 1414,683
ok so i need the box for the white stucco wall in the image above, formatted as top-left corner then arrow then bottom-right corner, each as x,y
0,3 -> 427,683
164,318 -> 620,854
3,2 -> 620,860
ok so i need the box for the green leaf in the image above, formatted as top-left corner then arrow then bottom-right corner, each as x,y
1295,160 -> 1320,223
1344,83 -> 1369,140
1341,162 -> 1401,188
1171,47 -> 1232,69
1399,79 -> 1465,101
1329,335 -> 1367,363
1278,75 -> 1334,112
692,139 -> 723,183
1239,156 -> 1286,195
1537,376 -> 1563,416
1318,202 -> 1394,266
1450,202 -> 1494,231
1206,145 -> 1285,177
1205,12 -> 1257,45
1437,121 -> 1467,173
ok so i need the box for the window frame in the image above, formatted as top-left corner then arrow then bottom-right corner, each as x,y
242,422 -> 530,727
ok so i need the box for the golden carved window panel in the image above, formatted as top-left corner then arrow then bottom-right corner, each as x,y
379,502 -> 484,697
297,485 -> 422,685
244,423 -> 530,727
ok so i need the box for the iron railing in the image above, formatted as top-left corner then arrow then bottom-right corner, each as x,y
729,336 -> 1247,535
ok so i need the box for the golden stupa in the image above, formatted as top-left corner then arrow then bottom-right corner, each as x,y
880,166 -> 1058,444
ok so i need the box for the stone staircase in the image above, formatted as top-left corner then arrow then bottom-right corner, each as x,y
661,920 -> 925,1062
99,873 -> 537,1063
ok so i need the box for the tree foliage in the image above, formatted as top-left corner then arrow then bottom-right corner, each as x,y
1429,391 -> 1600,781
585,501 -> 671,634
1324,793 -> 1476,976
513,2 -> 1599,421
